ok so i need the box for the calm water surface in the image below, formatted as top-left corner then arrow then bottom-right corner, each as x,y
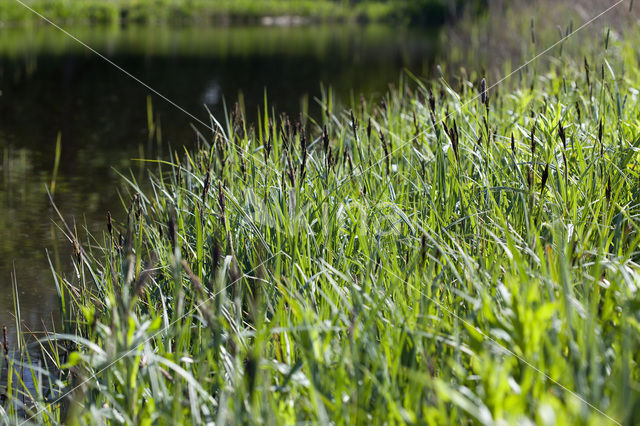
0,24 -> 441,336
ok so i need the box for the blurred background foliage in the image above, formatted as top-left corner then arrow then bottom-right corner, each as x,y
0,0 -> 487,26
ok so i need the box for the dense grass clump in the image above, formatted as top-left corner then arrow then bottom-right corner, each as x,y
3,31 -> 640,425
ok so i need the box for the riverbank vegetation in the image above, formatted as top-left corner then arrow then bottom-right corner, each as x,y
2,17 -> 639,424
0,0 -> 485,26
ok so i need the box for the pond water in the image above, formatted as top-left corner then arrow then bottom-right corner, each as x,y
0,23 -> 441,337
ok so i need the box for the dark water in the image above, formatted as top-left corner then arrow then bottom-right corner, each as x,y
0,24 -> 440,336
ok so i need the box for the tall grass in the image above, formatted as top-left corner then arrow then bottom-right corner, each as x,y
3,25 -> 640,426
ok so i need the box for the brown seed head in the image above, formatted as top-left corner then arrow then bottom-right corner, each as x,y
107,211 -> 113,236
350,110 -> 358,142
428,89 -> 436,113
480,78 -> 489,107
541,163 -> 549,194
558,122 -> 566,150
218,182 -> 226,216
530,124 -> 537,159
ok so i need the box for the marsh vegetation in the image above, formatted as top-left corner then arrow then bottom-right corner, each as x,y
1,0 -> 640,424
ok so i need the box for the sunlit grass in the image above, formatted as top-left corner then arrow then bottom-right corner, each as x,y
3,23 -> 640,426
